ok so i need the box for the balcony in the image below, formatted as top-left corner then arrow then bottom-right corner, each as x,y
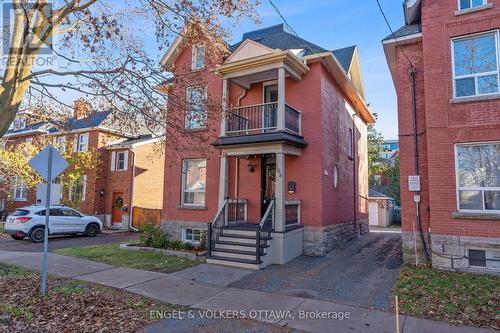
225,102 -> 301,136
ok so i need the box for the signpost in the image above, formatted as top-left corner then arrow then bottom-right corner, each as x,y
28,145 -> 68,295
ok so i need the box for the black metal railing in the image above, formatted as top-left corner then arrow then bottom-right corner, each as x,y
227,198 -> 247,225
285,200 -> 300,226
285,105 -> 301,134
226,102 -> 278,135
256,199 -> 274,263
208,199 -> 228,257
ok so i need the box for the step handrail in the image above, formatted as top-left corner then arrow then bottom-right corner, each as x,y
208,199 -> 228,257
259,199 -> 275,230
256,199 -> 275,264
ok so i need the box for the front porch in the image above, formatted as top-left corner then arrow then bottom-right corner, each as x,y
207,152 -> 304,269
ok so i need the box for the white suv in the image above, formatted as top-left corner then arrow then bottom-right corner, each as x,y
4,205 -> 103,243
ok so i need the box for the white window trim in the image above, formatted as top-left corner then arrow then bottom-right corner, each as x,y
112,151 -> 128,171
12,177 -> 27,201
69,175 -> 87,202
457,0 -> 487,11
191,44 -> 205,71
181,159 -> 206,207
185,86 -> 208,130
451,30 -> 500,99
181,227 -> 202,244
454,142 -> 500,214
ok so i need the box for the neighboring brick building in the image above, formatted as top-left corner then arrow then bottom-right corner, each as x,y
0,103 -> 164,230
161,24 -> 374,268
384,0 -> 500,272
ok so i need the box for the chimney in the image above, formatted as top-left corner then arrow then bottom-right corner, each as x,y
73,99 -> 92,119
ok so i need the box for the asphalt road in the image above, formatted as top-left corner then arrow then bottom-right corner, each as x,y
0,230 -> 141,252
229,231 -> 403,311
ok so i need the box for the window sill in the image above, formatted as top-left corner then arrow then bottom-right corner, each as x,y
452,211 -> 500,220
177,205 -> 207,211
454,3 -> 493,16
183,127 -> 208,133
450,93 -> 500,104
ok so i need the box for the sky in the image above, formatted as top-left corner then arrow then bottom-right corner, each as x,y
220,0 -> 405,140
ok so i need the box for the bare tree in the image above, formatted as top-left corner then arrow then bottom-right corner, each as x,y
0,0 -> 260,137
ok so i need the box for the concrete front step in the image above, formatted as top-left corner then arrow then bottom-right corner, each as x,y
211,250 -> 257,261
215,242 -> 267,253
206,256 -> 263,270
222,229 -> 258,237
218,235 -> 271,245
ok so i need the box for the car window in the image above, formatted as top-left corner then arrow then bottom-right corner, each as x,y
61,209 -> 81,217
12,209 -> 29,216
36,209 -> 62,216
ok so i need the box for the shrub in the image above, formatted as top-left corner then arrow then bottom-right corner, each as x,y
139,224 -> 168,249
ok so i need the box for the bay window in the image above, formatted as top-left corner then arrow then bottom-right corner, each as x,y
456,143 -> 500,212
452,31 -> 499,98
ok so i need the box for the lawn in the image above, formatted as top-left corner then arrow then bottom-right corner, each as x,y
394,265 -> 500,329
54,243 -> 199,273
0,263 -> 178,332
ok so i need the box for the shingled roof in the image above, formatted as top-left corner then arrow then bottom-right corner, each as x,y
383,23 -> 422,41
230,24 -> 356,73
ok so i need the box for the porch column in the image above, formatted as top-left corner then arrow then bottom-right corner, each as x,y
275,152 -> 286,232
277,67 -> 286,131
221,79 -> 228,136
218,154 -> 229,208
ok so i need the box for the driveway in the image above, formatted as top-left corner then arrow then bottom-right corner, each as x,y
0,230 -> 140,252
229,231 -> 402,311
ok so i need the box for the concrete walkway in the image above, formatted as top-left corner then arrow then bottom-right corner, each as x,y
0,250 -> 494,333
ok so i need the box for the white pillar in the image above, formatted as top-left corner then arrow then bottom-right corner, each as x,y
218,154 -> 229,208
275,152 -> 286,232
277,67 -> 286,131
221,79 -> 228,136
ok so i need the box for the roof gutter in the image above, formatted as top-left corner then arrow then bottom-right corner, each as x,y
304,52 -> 375,124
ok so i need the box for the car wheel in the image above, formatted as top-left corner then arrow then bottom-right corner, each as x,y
85,224 -> 99,237
30,227 -> 45,243
10,235 -> 24,240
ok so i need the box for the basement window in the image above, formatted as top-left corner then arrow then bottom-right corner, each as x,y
468,249 -> 500,270
182,228 -> 202,243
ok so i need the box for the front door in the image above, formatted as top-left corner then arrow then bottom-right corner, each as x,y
261,155 -> 276,219
112,193 -> 124,224
263,84 -> 278,130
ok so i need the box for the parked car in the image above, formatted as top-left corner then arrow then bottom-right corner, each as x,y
3,205 -> 103,243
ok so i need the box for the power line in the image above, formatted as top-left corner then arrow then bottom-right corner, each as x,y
268,0 -> 299,37
375,0 -> 414,68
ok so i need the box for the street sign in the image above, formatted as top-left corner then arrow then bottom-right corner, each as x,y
28,145 -> 68,183
408,175 -> 421,192
28,145 -> 68,295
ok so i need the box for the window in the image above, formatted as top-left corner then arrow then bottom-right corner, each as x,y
348,128 -> 354,159
182,228 -> 202,243
61,208 -> 82,217
455,143 -> 500,212
74,133 -> 89,152
12,117 -> 26,131
452,31 -> 499,98
111,151 -> 128,171
69,176 -> 87,202
333,165 -> 339,188
458,0 -> 487,11
54,136 -> 67,152
186,86 -> 208,129
468,249 -> 486,267
36,209 -> 62,216
181,159 -> 206,206
12,177 -> 27,201
191,45 -> 205,70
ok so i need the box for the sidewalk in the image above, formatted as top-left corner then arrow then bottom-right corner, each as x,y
0,250 -> 494,333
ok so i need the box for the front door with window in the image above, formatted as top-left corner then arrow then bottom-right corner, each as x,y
261,154 -> 276,219
112,193 -> 124,224
263,84 -> 278,130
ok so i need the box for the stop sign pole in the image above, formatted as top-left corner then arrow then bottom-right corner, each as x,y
28,145 -> 68,295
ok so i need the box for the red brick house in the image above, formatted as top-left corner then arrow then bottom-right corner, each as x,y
161,24 -> 374,268
384,0 -> 500,272
0,103 -> 164,230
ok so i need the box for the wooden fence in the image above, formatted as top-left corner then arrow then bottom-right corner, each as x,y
132,207 -> 162,229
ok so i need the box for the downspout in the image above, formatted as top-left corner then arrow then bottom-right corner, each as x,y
409,66 -> 430,262
352,114 -> 358,229
129,149 -> 138,232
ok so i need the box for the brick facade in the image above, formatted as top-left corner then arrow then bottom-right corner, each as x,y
385,0 -> 500,271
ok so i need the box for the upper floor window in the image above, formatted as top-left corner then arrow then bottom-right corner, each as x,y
69,175 -> 87,202
74,133 -> 89,152
181,159 -> 206,207
111,150 -> 128,171
458,0 -> 487,11
12,176 -> 27,201
456,143 -> 500,212
185,86 -> 208,129
11,117 -> 26,131
54,136 -> 67,152
191,45 -> 205,70
452,31 -> 499,98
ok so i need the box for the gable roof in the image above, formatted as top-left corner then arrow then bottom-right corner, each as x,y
383,23 -> 422,41
332,45 -> 357,73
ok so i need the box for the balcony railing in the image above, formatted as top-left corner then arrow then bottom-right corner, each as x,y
225,102 -> 301,136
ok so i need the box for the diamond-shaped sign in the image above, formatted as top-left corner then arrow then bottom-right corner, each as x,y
28,145 -> 69,182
